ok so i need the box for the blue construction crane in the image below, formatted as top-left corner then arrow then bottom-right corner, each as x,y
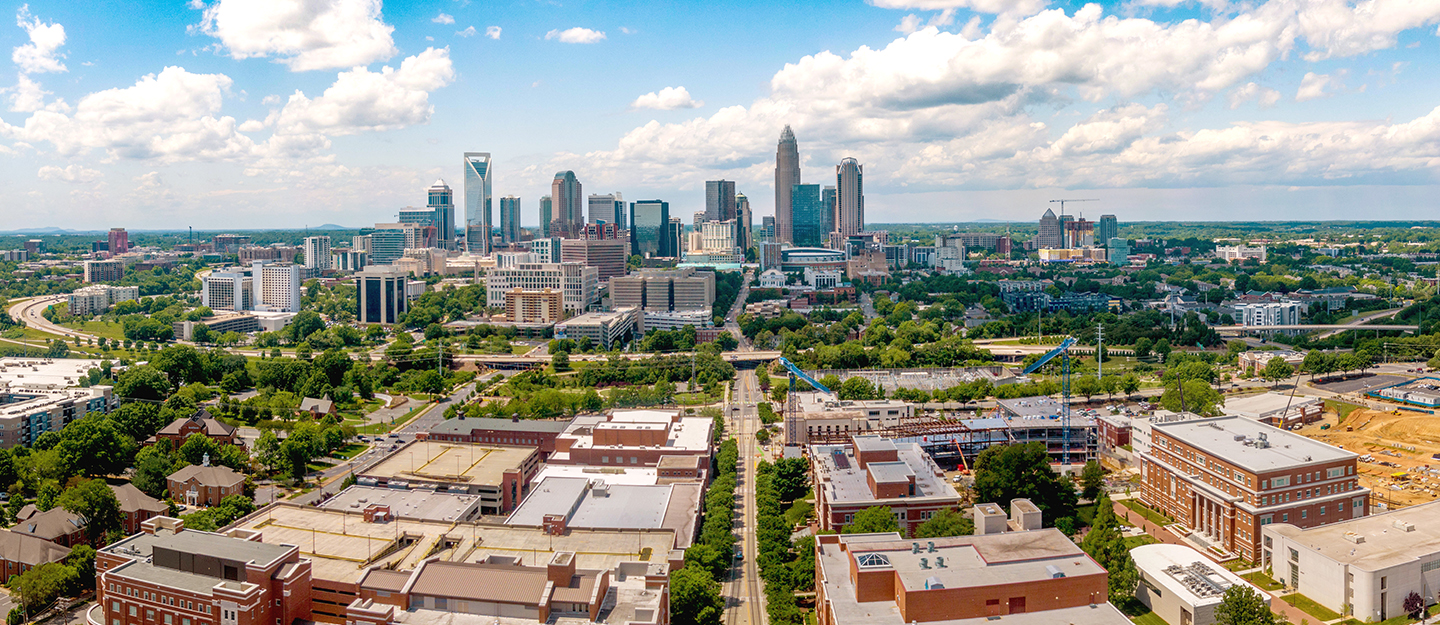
778,357 -> 833,396
777,357 -> 833,445
1022,337 -> 1078,466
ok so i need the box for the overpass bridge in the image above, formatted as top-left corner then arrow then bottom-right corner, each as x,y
455,350 -> 782,370
1216,324 -> 1418,333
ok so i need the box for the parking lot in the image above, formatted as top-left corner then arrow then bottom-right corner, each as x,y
1310,373 -> 1408,394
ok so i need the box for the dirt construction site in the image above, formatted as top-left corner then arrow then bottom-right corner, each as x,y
1298,407 -> 1440,508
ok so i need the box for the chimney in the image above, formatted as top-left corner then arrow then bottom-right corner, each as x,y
547,552 -> 576,586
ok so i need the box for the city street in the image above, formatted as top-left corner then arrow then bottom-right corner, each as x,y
726,370 -> 766,625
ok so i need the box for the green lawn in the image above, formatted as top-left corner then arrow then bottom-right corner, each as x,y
511,344 -> 533,355
1324,399 -> 1363,420
1123,535 -> 1159,550
1119,499 -> 1170,526
329,443 -> 367,460
1281,594 -> 1342,622
61,320 -> 127,340
1241,571 -> 1283,591
1076,503 -> 1098,527
1130,610 -> 1170,625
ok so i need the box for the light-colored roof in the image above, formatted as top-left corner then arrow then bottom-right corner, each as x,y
813,441 -> 959,504
14,507 -> 86,540
408,560 -> 596,605
429,417 -> 570,436
1223,392 -> 1321,418
299,397 -> 333,412
318,486 -> 482,523
505,477 -> 701,549
168,464 -> 245,488
1152,416 -> 1353,472
1265,499 -> 1440,571
360,441 -> 537,486
533,465 -> 660,486
1131,543 -> 1255,606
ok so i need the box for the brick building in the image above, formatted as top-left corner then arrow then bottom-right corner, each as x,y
148,410 -> 238,447
547,411 -> 713,468
810,435 -> 963,535
0,529 -> 71,583
13,506 -> 88,547
167,464 -> 246,507
1139,416 -> 1369,563
113,484 -> 170,535
421,417 -> 571,458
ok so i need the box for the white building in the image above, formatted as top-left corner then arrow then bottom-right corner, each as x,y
700,220 -> 738,252
555,308 -> 638,349
1217,245 -> 1267,262
1132,543 -> 1266,625
1237,301 -> 1302,329
67,285 -> 139,316
640,310 -> 712,335
302,236 -> 332,270
804,267 -> 842,289
251,262 -> 302,312
758,268 -> 786,289
1263,500 -> 1440,622
201,270 -> 252,311
485,262 -> 598,313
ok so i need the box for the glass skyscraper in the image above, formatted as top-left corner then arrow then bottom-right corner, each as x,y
630,200 -> 670,258
499,195 -> 520,244
427,179 -> 454,249
539,196 -> 552,237
551,171 -> 582,238
775,126 -> 800,244
463,153 -> 492,254
836,157 -> 864,236
791,184 -> 826,247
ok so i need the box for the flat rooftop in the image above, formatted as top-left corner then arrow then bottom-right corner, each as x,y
360,441 -> 536,485
505,477 -> 701,549
997,396 -> 1065,418
110,559 -> 230,595
812,442 -> 959,504
428,417 -> 571,437
226,503 -> 677,585
103,528 -> 295,568
318,486 -> 482,523
559,414 -> 711,452
1131,543 -> 1254,606
0,358 -> 109,388
1223,392 -> 1321,416
534,465 -> 660,486
1152,416 -> 1353,472
1266,499 -> 1440,571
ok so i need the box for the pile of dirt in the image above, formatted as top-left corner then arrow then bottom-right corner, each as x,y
1298,408 -> 1440,508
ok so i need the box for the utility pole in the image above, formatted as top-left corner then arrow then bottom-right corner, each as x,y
1096,323 -> 1104,379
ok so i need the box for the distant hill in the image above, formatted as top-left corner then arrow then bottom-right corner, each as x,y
312,224 -> 353,230
0,227 -> 102,235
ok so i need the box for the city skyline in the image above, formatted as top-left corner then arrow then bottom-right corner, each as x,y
2,0 -> 1440,229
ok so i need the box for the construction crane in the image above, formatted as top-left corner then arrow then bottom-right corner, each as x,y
1049,198 -> 1099,247
1021,336 -> 1078,466
777,357 -> 834,446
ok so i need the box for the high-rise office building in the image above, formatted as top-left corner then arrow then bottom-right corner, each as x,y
791,184 -> 826,247
428,179 -> 455,249
107,228 -> 129,256
539,196 -> 552,237
252,262 -> 302,312
821,185 -> 838,242
630,200 -> 671,258
302,236 -> 332,270
836,157 -> 864,236
666,218 -> 684,260
551,171 -> 582,238
611,192 -> 626,230
499,195 -> 521,244
463,153 -> 492,254
587,193 -> 624,228
1058,214 -> 1075,247
356,265 -> 410,324
705,180 -> 736,223
1038,209 -> 1061,248
775,126 -> 800,244
736,192 -> 752,251
1098,214 -> 1118,244
762,216 -> 775,242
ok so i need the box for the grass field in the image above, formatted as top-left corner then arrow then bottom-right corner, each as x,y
1119,499 -> 1170,526
329,443 -> 367,460
61,320 -> 127,340
1130,610 -> 1170,625
1241,571 -> 1283,591
1324,399 -> 1363,420
1123,535 -> 1159,550
1281,594 -> 1342,622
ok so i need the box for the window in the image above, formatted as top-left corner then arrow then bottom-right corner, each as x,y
601,456 -> 608,464
1283,513 -> 1289,522
1289,548 -> 1299,562
1272,476 -> 1289,488
130,606 -> 137,617
1261,515 -> 1273,525
1339,501 -> 1345,511
1301,510 -> 1307,520
166,615 -> 173,624
1328,467 -> 1344,479
1381,576 -> 1387,590
1320,506 -> 1326,515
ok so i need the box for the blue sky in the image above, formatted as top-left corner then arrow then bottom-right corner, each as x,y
2,0 -> 1439,230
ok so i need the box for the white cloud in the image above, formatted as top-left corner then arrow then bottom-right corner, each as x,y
895,15 -> 924,34
37,164 -> 101,183
1228,82 -> 1282,109
269,47 -> 455,137
197,0 -> 397,71
1296,71 -> 1337,101
13,5 -> 66,74
868,0 -> 1049,17
545,27 -> 605,44
128,171 -> 175,205
619,26 -> 635,35
896,8 -> 955,34
486,26 -> 501,39
631,86 -> 703,110
457,26 -> 476,37
6,73 -> 50,112
432,12 -> 454,24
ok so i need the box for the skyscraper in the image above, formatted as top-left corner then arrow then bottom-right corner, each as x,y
611,193 -> 626,230
551,171 -> 582,238
302,236 -> 332,270
1058,214 -> 1075,247
463,153 -> 492,254
1097,214 -> 1118,244
666,218 -> 684,260
736,192 -> 752,251
836,157 -> 864,236
1038,209 -> 1061,248
107,228 -> 129,256
762,216 -> 775,242
428,179 -> 455,249
587,193 -> 624,228
705,180 -> 737,222
774,126 -> 800,244
539,196 -> 552,237
821,185 -> 837,242
630,200 -> 670,258
791,184 -> 825,247
499,195 -> 521,245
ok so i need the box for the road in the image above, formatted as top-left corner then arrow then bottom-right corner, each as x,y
7,295 -> 99,341
725,271 -> 754,351
726,370 -> 766,625
1316,307 -> 1406,339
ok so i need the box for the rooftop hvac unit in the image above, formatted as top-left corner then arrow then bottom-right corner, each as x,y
1045,565 -> 1066,579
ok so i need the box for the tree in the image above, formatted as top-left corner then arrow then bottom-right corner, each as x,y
58,478 -> 122,543
1214,584 -> 1281,625
1263,356 -> 1294,389
190,323 -> 213,344
772,457 -> 809,503
1153,338 -> 1172,361
1073,375 -> 1099,401
36,481 -> 59,512
552,350 -> 570,372
715,332 -> 739,351
55,416 -> 136,478
844,506 -> 900,535
1080,494 -> 1137,604
289,311 -> 325,343
670,564 -> 724,625
1080,460 -> 1105,501
1133,337 -> 1152,360
114,364 -> 173,401
1160,379 -> 1225,416
9,562 -> 74,617
133,444 -> 178,498
1120,373 -> 1141,397
1404,591 -> 1424,619
913,508 -> 974,538
973,442 -> 1078,528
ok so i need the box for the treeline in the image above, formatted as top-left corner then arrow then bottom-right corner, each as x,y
671,432 -> 739,625
753,459 -> 814,625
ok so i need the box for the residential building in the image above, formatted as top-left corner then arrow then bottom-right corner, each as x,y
108,228 -> 129,256
0,530 -> 70,583
810,435 -> 963,534
167,463 -> 245,507
355,265 -> 410,324
332,249 -> 368,271
1224,392 -> 1323,427
538,195 -> 552,238
630,199 -> 671,258
1037,209 -> 1062,248
1132,543 -> 1267,625
561,237 -> 627,282
555,308 -> 638,349
521,237 -> 562,263
148,409 -> 238,447
1217,245 -> 1267,262
609,268 -> 715,312
357,440 -> 540,513
762,215 -> 775,241
68,284 -> 139,316
428,178 -> 455,249
506,476 -> 702,549
302,236 -> 332,270
1108,237 -> 1129,266
0,385 -> 114,448
814,504 -> 1124,625
111,483 -> 169,535
12,506 -> 87,547
238,244 -> 298,264
501,288 -> 563,323
95,519 -> 313,625
1262,499 -> 1440,622
791,184 -> 827,247
1063,218 -> 1095,247
551,170 -> 583,238
421,418 -> 572,457
736,192 -> 752,251
1139,416 -> 1370,563
1097,214 -> 1118,243
211,234 -> 251,253
84,259 -> 125,283
548,410 -> 713,468
486,262 -> 598,313
499,195 -> 521,244
464,152 -> 493,254
835,158 -> 863,236
774,125 -> 801,244
249,262 -> 301,312
351,234 -> 372,254
318,485 -> 484,524
1237,301 -> 1302,330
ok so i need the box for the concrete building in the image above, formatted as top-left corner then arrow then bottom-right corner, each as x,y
814,515 -> 1123,625
485,262 -> 598,313
609,268 -> 715,312
550,170 -> 583,238
0,384 -> 114,448
1237,301 -> 1303,331
499,194 -> 521,244
774,125 -> 800,244
167,463 -> 245,507
211,234 -> 251,253
357,441 -> 540,513
95,519 -> 313,625
1132,543 -> 1266,625
1139,416 -> 1369,563
1096,214 -> 1118,243
519,237 -> 562,263
548,410 -> 713,468
586,193 -> 624,228
68,284 -> 139,316
1262,499 -> 1440,622
810,435 -> 963,535
108,228 -> 129,256
736,192 -> 752,251
84,259 -> 125,283
428,178 -> 456,249
1237,349 -> 1306,372
202,269 -> 254,313
1037,209 -> 1062,248
555,308 -> 638,349
758,268 -> 785,289
421,418 -> 572,458
303,236 -> 332,270
835,158 -> 864,236
505,476 -> 702,549
367,223 -> 423,266
251,262 -> 302,312
504,288 -> 564,323
560,237 -> 627,282
464,153 -> 493,254
638,309 -> 712,335
1217,245 -> 1267,262
785,396 -> 914,447
356,265 -> 410,324
318,485 -> 484,524
332,249 -> 368,271
1224,392 -> 1323,428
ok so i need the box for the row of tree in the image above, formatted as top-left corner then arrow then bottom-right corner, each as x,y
670,429 -> 739,625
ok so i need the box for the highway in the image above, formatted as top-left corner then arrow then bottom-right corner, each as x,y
727,370 -> 766,625
7,295 -> 99,341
